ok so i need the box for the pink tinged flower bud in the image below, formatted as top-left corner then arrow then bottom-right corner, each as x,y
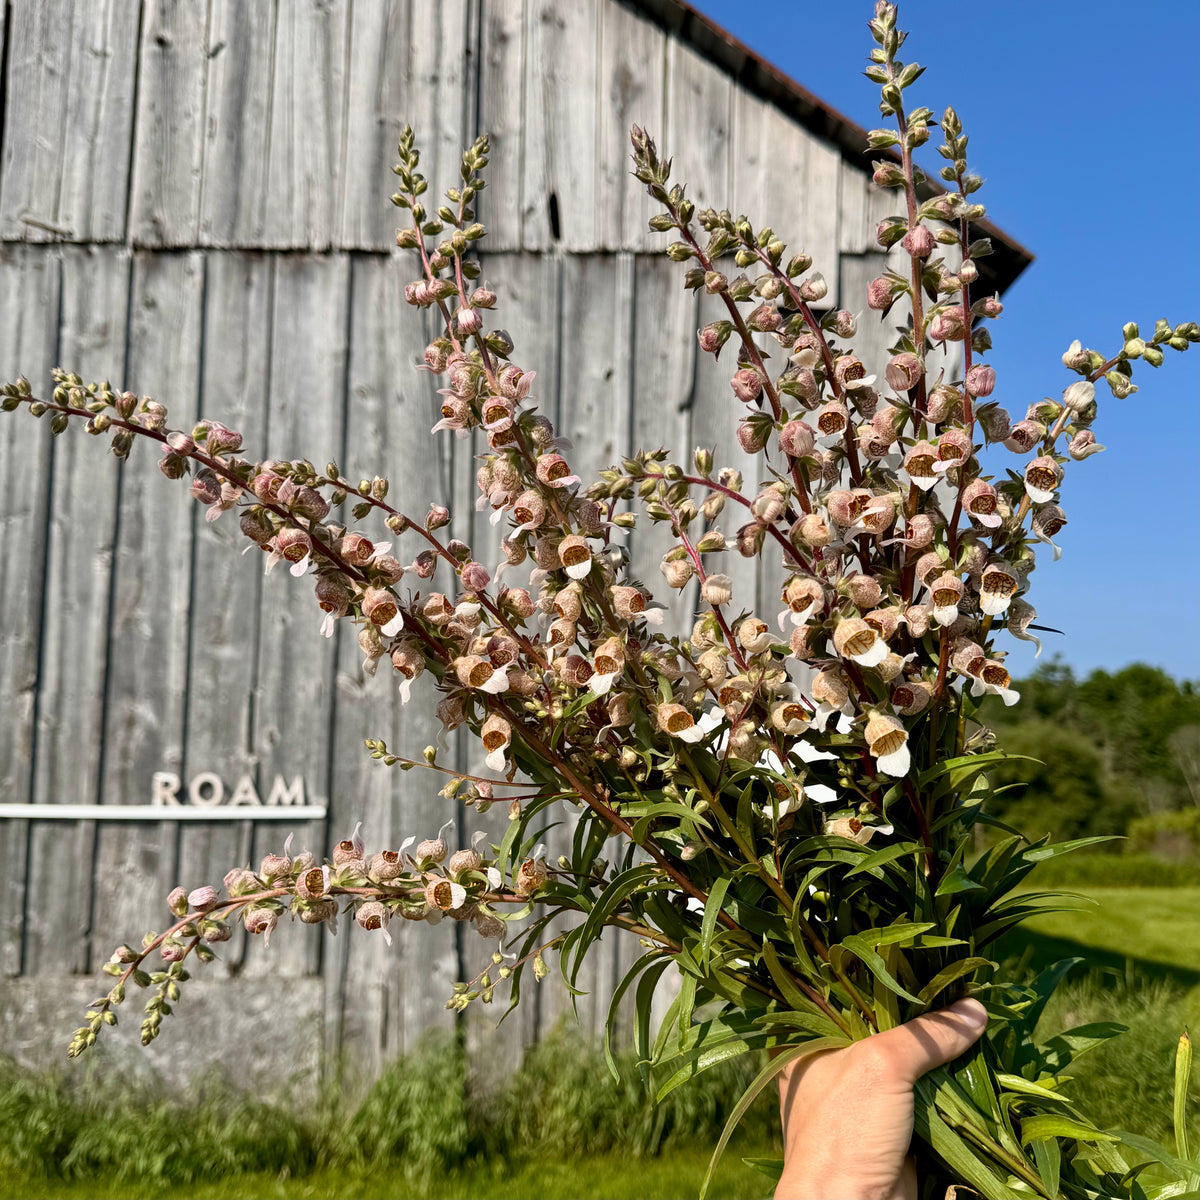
914,552 -> 944,589
501,586 -> 535,619
701,573 -> 734,607
789,624 -> 812,660
901,224 -> 935,258
333,821 -> 364,866
833,310 -> 857,338
454,305 -> 482,335
660,554 -> 694,589
372,554 -> 404,586
811,668 -> 849,711
206,422 -> 243,455
315,575 -> 352,617
223,867 -> 261,896
424,341 -> 450,373
422,593 -> 455,625
656,702 -> 703,743
961,478 -> 1002,528
555,653 -> 593,689
244,908 -> 278,944
187,886 -> 218,911
778,420 -> 816,460
815,400 -> 849,439
891,679 -> 932,715
201,918 -> 233,944
737,418 -> 770,454
794,512 -> 832,548
979,562 -> 1019,616
1004,420 -> 1044,454
975,403 -> 1011,443
747,303 -> 781,333
299,897 -> 338,926
737,616 -> 774,655
866,276 -> 894,311
459,561 -> 491,593
885,353 -> 923,393
798,272 -> 827,302
928,307 -> 966,342
258,848 -> 292,882
874,652 -> 904,683
363,586 -> 404,637
475,912 -> 506,940
435,695 -> 465,732
1024,455 -> 1061,504
903,440 -> 939,491
240,507 -> 274,547
751,488 -> 786,524
965,364 -> 996,398
730,368 -> 764,404
535,453 -> 579,489
826,489 -> 861,528
191,469 -> 221,506
1068,430 -> 1105,460
697,321 -> 731,355
864,605 -> 901,645
845,574 -> 883,609
606,690 -> 634,728
833,617 -> 887,668
167,886 -> 188,917
929,572 -> 964,626
515,857 -> 549,896
1062,380 -> 1095,413
159,450 -> 188,479
447,847 -> 484,878
865,711 -> 910,776
924,385 -> 960,425
454,654 -> 509,694
697,647 -> 728,688
904,603 -> 932,638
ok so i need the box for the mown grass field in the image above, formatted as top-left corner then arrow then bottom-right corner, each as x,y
2,881 -> 1197,1200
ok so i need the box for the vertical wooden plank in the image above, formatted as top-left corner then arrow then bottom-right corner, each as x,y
247,254 -> 350,992
664,36 -> 732,218
87,251 -> 202,970
339,0 -> 471,251
263,0 -> 350,249
172,251 -> 272,978
0,245 -> 61,975
630,253 -> 697,640
327,253 -> 458,1074
476,0 -> 526,251
20,247 -> 129,977
595,0 -> 665,253
197,1 -> 275,246
519,0 -> 598,251
129,0 -> 209,247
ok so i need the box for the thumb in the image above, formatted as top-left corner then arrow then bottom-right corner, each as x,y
869,998 -> 989,1083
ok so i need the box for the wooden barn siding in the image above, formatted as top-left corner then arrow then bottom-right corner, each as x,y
0,0 -> 912,1081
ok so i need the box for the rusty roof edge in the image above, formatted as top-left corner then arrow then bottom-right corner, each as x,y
626,0 -> 1035,296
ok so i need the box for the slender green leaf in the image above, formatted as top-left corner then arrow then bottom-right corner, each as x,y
1030,1138 -> 1061,1198
699,1038 -> 848,1200
603,952 -> 667,1082
1020,1114 -> 1119,1146
912,1078 -> 1011,1198
698,876 -> 730,974
1174,1032 -> 1192,1161
741,1157 -> 784,1180
917,957 -> 993,1006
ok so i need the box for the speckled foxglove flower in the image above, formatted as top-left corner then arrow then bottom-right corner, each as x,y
891,678 -> 932,715
928,572 -> 964,626
355,900 -> 392,944
825,816 -> 893,844
660,554 -> 694,589
815,400 -> 850,439
296,864 -> 331,901
850,494 -> 898,537
904,603 -> 932,638
454,654 -> 509,694
390,640 -> 424,703
737,617 -> 774,655
844,574 -> 883,610
243,908 -> 278,945
361,586 -> 405,637
975,402 -> 1011,443
779,419 -> 816,459
259,834 -> 295,882
1031,504 -> 1067,560
425,876 -> 467,912
535,453 -> 579,489
779,576 -> 823,630
223,867 -> 260,897
961,478 -> 1002,528
332,822 -> 364,867
368,846 -> 407,882
970,659 -> 1020,706
833,617 -> 888,668
769,697 -> 810,735
864,605 -> 900,643
1003,420 -> 1044,453
555,534 -> 593,581
1068,429 -> 1105,460
555,654 -> 594,690
187,886 -> 218,911
1024,455 -> 1061,503
700,573 -> 732,608
611,584 -> 662,624
481,713 -> 513,772
885,353 -> 922,392
903,440 -> 939,491
811,668 -> 851,728
515,854 -> 549,896
474,911 -> 506,941
933,428 -> 972,474
1007,596 -> 1043,655
416,820 -> 454,866
798,272 -> 827,302
902,513 -> 936,549
964,364 -> 996,398
866,276 -> 893,310
432,395 -> 472,438
928,306 -> 966,342
865,710 -> 910,776
655,702 -> 704,743
979,561 -> 1019,615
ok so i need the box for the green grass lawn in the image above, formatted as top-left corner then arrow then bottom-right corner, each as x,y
3,885 -> 1196,1200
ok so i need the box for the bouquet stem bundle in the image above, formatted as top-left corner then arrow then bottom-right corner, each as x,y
2,5 -> 1196,1197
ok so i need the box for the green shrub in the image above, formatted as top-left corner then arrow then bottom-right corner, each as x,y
1126,808 -> 1200,857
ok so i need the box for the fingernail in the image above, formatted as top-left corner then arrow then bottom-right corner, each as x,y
950,998 -> 988,1030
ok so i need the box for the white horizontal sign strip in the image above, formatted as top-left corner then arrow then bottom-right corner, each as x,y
0,805 -> 327,821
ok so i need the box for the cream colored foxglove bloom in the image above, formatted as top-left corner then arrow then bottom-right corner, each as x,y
825,815 -> 894,844
589,636 -> 625,695
656,702 -> 705,743
1024,455 -> 1062,504
978,561 -> 1019,616
970,659 -> 1020,706
865,710 -> 910,777
902,440 -> 939,491
833,617 -> 888,668
481,713 -> 513,772
928,572 -> 965,627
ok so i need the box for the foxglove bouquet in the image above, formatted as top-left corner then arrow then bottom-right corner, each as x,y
4,5 -> 1196,1197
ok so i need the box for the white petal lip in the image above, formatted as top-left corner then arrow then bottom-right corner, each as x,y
398,677 -> 413,703
320,612 -> 337,638
381,611 -> 405,637
907,471 -> 939,491
288,551 -> 311,578
641,607 -> 665,625
590,671 -> 618,696
979,592 -> 1012,616
1000,687 -> 1021,706
673,724 -> 704,743
1024,482 -> 1055,503
875,744 -> 911,777
850,639 -> 888,668
565,558 -> 592,580
480,669 -> 510,694
805,783 -> 840,804
932,603 -> 959,627
970,509 -> 1003,528
485,747 -> 507,772
486,866 -> 502,888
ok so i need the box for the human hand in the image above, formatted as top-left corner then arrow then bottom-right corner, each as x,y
774,998 -> 989,1200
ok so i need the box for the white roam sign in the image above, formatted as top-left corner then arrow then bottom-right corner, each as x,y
0,772 -> 327,821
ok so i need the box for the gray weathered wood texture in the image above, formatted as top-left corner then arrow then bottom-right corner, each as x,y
0,0 -> 1014,1084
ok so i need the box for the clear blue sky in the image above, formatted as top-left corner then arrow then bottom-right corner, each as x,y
689,0 -> 1198,682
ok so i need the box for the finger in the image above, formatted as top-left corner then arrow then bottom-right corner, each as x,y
866,998 -> 988,1083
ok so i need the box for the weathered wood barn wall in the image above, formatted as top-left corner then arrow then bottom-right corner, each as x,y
0,0 -> 1028,1085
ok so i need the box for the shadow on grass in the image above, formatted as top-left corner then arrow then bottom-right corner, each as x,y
997,928 -> 1200,990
